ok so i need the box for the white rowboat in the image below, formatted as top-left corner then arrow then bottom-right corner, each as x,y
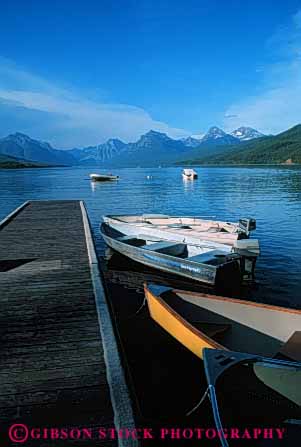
182,168 -> 198,179
102,214 -> 259,279
90,173 -> 119,181
102,214 -> 257,246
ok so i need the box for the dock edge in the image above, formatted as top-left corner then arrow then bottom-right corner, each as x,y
80,201 -> 139,447
0,201 -> 29,229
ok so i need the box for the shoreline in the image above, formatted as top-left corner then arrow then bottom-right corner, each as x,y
174,163 -> 301,167
1,163 -> 300,170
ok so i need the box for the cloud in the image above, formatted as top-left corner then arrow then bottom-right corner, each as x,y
223,9 -> 301,135
224,114 -> 238,119
0,57 -> 189,148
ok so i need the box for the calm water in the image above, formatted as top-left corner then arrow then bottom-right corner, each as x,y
1,165 -> 301,433
0,165 -> 300,306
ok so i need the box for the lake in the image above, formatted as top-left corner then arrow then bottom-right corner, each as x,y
0,165 -> 300,306
0,165 -> 300,428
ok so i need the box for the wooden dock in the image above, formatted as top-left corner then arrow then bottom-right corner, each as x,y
0,201 -> 137,446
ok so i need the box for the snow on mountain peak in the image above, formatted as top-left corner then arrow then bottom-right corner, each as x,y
231,127 -> 265,141
206,126 -> 226,137
200,126 -> 238,145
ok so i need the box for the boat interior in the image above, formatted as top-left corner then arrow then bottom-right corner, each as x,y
109,214 -> 238,233
155,287 -> 301,359
104,224 -> 236,267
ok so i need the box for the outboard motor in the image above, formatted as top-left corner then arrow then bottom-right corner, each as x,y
238,218 -> 256,235
233,239 -> 260,281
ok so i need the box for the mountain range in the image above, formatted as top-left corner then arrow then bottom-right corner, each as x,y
0,126 -> 266,168
181,125 -> 301,165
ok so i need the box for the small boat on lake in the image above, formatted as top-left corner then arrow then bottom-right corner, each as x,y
90,173 -> 119,182
144,283 -> 301,360
203,348 -> 301,447
102,214 -> 259,279
100,223 -> 242,286
182,168 -> 198,180
102,214 -> 257,246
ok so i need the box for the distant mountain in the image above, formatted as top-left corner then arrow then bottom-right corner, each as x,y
175,127 -> 240,163
113,130 -> 191,166
69,130 -> 190,166
179,125 -> 301,165
231,126 -> 265,141
200,126 -> 240,145
180,136 -> 202,148
69,138 -> 127,165
175,126 -> 267,164
0,133 -> 76,165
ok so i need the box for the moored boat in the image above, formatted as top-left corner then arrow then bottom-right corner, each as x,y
203,348 -> 301,447
102,214 -> 259,279
102,214 -> 257,246
90,173 -> 119,181
100,223 -> 242,286
182,168 -> 198,179
144,283 -> 301,360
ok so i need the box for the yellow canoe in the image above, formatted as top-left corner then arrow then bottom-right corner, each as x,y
144,283 -> 301,360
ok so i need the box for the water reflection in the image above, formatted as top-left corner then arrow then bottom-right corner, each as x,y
182,177 -> 196,192
102,250 -> 214,295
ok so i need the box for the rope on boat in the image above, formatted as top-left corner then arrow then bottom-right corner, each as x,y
186,385 -> 210,416
119,296 -> 147,320
135,296 -> 147,315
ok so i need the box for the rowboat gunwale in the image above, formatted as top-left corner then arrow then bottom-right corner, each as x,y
104,214 -> 238,228
172,288 -> 301,316
144,283 -> 226,357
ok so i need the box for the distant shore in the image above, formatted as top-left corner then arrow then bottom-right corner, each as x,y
175,163 -> 301,167
0,162 -> 62,169
1,162 -> 300,170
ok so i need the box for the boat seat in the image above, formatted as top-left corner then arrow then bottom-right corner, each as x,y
167,223 -> 192,229
117,235 -> 139,242
138,234 -> 164,242
274,331 -> 301,362
142,241 -> 187,256
142,214 -> 169,219
187,250 -> 227,264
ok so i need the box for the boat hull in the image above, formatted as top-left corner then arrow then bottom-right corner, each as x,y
182,169 -> 198,180
100,224 -> 241,286
144,284 -> 223,359
90,174 -> 119,181
182,173 -> 198,180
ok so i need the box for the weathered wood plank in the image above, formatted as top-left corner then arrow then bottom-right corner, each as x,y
0,201 -> 120,446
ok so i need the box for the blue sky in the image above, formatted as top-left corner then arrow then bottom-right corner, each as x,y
0,0 -> 300,148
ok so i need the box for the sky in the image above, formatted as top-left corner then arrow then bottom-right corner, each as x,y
0,0 -> 300,148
